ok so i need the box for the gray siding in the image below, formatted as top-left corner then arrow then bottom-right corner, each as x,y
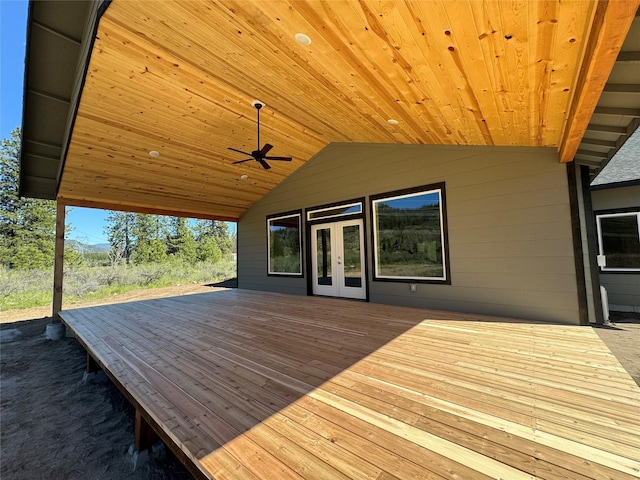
238,143 -> 581,324
592,185 -> 640,312
592,185 -> 640,211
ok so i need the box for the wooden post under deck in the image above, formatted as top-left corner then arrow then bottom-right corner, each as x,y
86,352 -> 100,374
52,202 -> 65,321
134,410 -> 157,452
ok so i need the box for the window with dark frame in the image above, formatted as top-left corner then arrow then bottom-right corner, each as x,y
596,211 -> 640,271
267,212 -> 302,276
371,184 -> 449,283
306,202 -> 363,221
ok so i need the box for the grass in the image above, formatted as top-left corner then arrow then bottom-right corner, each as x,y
0,259 -> 236,311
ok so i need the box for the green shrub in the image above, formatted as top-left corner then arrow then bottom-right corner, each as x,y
0,258 -> 236,311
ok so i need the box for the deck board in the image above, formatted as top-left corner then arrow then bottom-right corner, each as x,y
60,289 -> 640,480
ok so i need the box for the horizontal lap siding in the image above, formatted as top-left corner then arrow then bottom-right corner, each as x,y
592,185 -> 640,311
239,143 -> 580,324
600,274 -> 640,311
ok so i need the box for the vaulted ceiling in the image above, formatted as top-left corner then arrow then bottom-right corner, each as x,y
20,1 -> 640,220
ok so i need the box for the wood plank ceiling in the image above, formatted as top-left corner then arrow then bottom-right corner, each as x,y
42,1 -> 637,220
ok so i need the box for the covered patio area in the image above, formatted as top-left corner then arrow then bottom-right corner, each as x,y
60,289 -> 640,480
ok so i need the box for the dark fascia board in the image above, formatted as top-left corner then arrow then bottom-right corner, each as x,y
590,178 -> 640,191
19,0 -> 111,200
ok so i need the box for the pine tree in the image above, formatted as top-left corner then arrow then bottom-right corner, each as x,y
194,220 -> 234,258
196,232 -> 222,263
167,217 -> 197,263
104,211 -> 135,265
131,213 -> 167,264
0,128 -> 57,270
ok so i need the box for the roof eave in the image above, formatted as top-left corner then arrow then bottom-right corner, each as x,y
19,0 -> 109,200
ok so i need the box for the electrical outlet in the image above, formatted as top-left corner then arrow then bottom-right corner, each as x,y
410,283 -> 417,292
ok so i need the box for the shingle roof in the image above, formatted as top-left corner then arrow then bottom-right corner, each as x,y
591,128 -> 640,186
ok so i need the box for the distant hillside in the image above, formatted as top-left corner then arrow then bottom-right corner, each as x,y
66,240 -> 110,253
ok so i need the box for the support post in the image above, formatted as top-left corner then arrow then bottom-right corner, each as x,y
134,410 -> 157,452
87,352 -> 100,373
52,202 -> 65,321
129,410 -> 158,468
46,202 -> 66,340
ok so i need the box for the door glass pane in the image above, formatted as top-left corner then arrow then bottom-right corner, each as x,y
316,228 -> 332,285
342,225 -> 362,288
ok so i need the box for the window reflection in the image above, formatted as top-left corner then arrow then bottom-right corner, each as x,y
268,213 -> 302,275
372,188 -> 446,281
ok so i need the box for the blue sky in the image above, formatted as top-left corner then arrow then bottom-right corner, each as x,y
1,2 -> 235,245
1,1 -> 28,140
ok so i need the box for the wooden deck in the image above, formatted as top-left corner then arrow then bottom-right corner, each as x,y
60,289 -> 640,480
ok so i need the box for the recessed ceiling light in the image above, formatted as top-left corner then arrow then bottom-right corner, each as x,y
240,174 -> 249,180
149,150 -> 160,157
295,33 -> 312,46
387,119 -> 399,125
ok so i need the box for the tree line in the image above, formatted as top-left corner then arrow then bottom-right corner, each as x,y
105,211 -> 235,266
1,128 -> 235,270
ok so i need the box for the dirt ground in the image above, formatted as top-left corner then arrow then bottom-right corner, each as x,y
593,310 -> 640,386
0,283 -> 215,324
1,286 -> 638,479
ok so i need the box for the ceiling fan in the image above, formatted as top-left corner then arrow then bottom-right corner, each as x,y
228,101 -> 292,170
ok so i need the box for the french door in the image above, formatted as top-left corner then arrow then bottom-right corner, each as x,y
311,219 -> 366,299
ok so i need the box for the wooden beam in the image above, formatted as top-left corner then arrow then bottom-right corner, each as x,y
56,196 -> 238,222
559,0 -> 640,163
52,202 -> 65,321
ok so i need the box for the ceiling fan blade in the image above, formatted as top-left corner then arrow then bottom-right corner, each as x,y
258,159 -> 271,170
232,158 -> 254,164
228,147 -> 253,156
259,143 -> 273,156
264,156 -> 292,161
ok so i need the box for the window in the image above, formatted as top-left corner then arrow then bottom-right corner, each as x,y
307,202 -> 362,221
371,184 -> 449,283
267,212 -> 302,276
596,211 -> 640,271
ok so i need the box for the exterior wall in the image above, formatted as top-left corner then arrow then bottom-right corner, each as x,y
238,143 -> 581,324
592,184 -> 640,211
592,184 -> 640,312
